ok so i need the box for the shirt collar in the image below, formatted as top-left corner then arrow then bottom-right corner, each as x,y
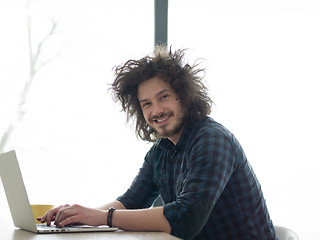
158,120 -> 193,152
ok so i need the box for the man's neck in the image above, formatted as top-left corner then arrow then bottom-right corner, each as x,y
168,125 -> 185,146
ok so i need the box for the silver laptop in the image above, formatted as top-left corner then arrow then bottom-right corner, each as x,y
0,150 -> 118,233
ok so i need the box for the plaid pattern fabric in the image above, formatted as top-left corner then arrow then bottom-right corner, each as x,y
117,117 -> 277,240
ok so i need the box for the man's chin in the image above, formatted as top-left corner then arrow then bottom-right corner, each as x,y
154,124 -> 184,139
152,126 -> 172,138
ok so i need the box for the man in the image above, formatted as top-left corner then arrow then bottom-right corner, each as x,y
40,47 -> 277,239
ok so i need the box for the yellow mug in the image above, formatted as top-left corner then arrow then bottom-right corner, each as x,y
31,204 -> 55,223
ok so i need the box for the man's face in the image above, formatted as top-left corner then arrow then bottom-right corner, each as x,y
137,76 -> 185,145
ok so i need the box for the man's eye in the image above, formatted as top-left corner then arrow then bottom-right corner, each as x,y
142,102 -> 150,108
161,94 -> 169,100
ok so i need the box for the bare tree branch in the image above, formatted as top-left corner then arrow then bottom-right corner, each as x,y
34,52 -> 61,74
33,19 -> 59,69
0,125 -> 15,153
0,4 -> 61,153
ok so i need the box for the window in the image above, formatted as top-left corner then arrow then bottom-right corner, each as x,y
0,0 -> 153,206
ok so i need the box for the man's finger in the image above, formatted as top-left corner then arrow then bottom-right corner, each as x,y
55,204 -> 77,226
43,205 -> 63,225
57,215 -> 80,227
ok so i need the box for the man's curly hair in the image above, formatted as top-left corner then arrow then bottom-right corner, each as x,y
111,47 -> 213,142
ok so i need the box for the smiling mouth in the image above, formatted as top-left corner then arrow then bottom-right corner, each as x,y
152,114 -> 172,124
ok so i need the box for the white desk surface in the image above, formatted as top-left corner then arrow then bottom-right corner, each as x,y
1,229 -> 180,240
0,187 -> 180,240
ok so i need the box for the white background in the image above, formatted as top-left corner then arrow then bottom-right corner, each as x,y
0,0 -> 319,239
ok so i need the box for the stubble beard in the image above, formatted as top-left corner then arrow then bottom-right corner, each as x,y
151,112 -> 186,139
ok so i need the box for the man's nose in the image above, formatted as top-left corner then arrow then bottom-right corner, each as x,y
151,102 -> 164,117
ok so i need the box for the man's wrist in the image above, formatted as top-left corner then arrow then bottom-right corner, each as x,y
107,207 -> 116,227
99,209 -> 109,225
110,208 -> 121,228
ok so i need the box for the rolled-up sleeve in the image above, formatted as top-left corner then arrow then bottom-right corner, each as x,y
163,129 -> 237,239
117,150 -> 159,209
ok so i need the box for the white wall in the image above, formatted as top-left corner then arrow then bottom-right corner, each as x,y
168,1 -> 320,239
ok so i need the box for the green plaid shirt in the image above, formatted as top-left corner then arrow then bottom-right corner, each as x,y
117,117 -> 277,240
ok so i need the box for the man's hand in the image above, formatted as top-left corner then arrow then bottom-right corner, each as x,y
38,204 -> 107,227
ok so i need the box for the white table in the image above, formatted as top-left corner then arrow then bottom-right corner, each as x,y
1,228 -> 180,240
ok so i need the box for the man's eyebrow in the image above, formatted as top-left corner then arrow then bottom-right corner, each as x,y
139,89 -> 171,103
156,89 -> 170,97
